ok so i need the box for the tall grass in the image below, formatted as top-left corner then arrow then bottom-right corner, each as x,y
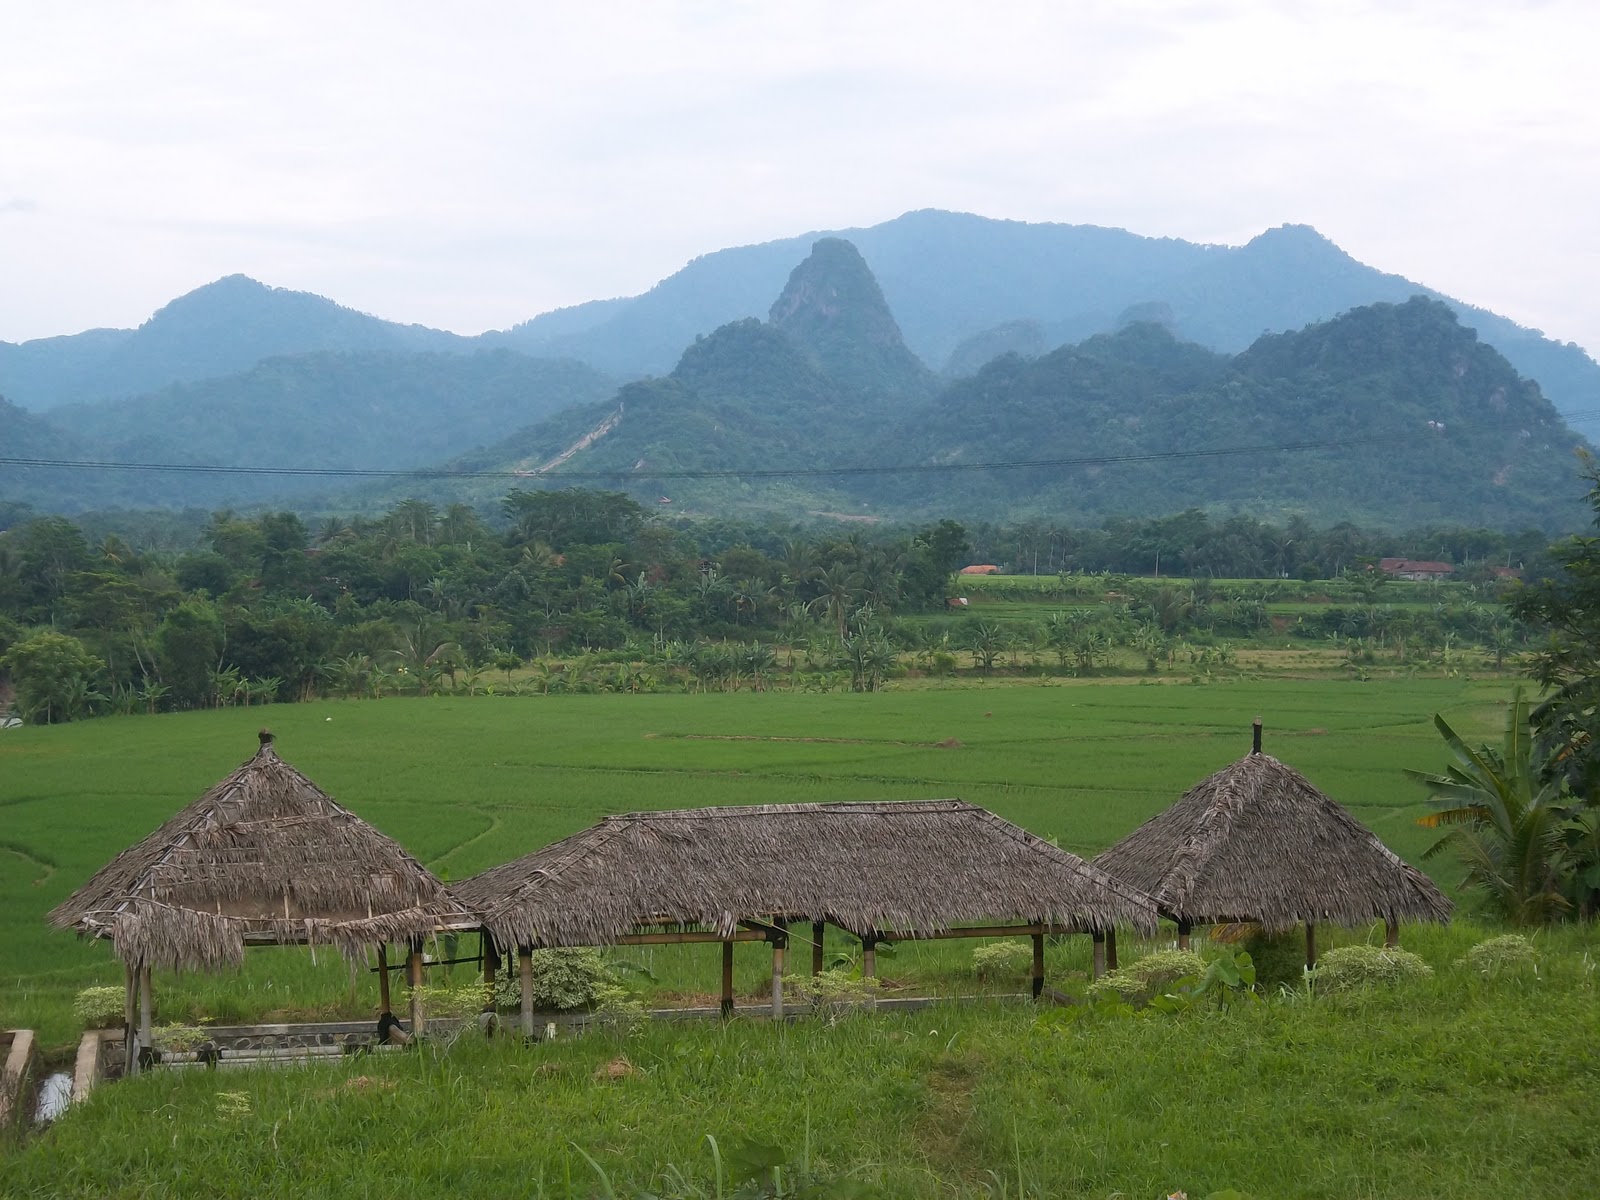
4,922 -> 1596,1198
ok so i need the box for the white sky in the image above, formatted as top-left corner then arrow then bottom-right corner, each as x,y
3,0 -> 1597,356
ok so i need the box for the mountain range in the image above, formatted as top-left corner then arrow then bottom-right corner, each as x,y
1,210 -> 1595,527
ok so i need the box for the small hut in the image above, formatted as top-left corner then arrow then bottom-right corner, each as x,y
456,799 -> 1158,1028
1093,721 -> 1451,968
49,730 -> 476,1069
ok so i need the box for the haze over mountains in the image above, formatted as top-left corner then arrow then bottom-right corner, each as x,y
1,210 -> 1595,528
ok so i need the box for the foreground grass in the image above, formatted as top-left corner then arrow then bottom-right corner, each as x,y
5,923 -> 1597,1199
2,678 -> 1513,1045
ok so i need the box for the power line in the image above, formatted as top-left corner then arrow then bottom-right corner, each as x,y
0,433 -> 1409,481
0,412 -> 1586,484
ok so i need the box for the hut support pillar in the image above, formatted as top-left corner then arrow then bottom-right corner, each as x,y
771,923 -> 788,1020
407,939 -> 426,1037
518,947 -> 535,1037
720,941 -> 734,1018
123,961 -> 139,1076
1091,932 -> 1107,980
138,963 -> 153,1049
1031,933 -> 1045,999
377,944 -> 392,1014
1384,917 -> 1399,948
482,935 -> 500,1035
1177,920 -> 1192,951
1105,928 -> 1119,971
811,920 -> 825,977
862,936 -> 878,1010
1304,923 -> 1317,971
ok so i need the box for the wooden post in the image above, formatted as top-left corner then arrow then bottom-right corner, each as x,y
407,939 -> 426,1037
1091,931 -> 1107,980
124,961 -> 139,1076
721,940 -> 734,1017
482,934 -> 499,1001
1305,922 -> 1318,970
861,935 -> 877,981
377,944 -> 392,1013
138,963 -> 153,1049
811,920 -> 825,977
1177,920 -> 1192,951
1030,933 -> 1045,999
1105,928 -> 1119,971
771,923 -> 787,1020
1384,917 -> 1399,948
518,947 -> 535,1037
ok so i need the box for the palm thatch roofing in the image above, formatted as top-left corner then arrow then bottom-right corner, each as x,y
1093,748 -> 1452,932
49,731 -> 476,971
456,800 -> 1159,951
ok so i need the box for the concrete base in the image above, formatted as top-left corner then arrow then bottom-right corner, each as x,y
1,1029 -> 38,1129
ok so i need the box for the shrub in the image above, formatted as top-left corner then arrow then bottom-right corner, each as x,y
972,942 -> 1031,981
1312,946 -> 1433,993
1458,934 -> 1537,977
590,984 -> 648,1038
414,980 -> 493,1021
73,986 -> 125,1029
492,948 -> 618,1012
1241,928 -> 1309,992
1087,949 -> 1206,1003
790,969 -> 876,1021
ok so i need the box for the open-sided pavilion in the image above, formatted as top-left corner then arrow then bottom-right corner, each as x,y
455,799 -> 1159,1031
1094,721 -> 1452,968
49,730 -> 477,1071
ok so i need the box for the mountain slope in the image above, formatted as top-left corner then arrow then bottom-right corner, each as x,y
5,350 -> 614,512
876,298 -> 1583,528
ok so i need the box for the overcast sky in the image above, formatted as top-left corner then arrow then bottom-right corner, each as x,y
4,1 -> 1597,357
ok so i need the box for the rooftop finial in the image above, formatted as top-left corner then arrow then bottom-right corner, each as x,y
1252,718 -> 1263,755
259,728 -> 275,747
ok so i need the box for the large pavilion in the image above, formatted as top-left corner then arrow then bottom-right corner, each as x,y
455,799 -> 1160,1030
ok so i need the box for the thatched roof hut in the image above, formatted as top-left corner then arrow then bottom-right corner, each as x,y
1093,735 -> 1452,936
50,731 -> 475,972
457,799 -> 1159,951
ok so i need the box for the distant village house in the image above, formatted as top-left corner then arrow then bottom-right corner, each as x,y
959,564 -> 1001,575
1377,557 -> 1455,581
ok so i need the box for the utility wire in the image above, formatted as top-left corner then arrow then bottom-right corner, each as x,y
0,413 -> 1587,483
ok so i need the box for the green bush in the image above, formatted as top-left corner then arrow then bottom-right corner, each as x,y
1241,928 -> 1309,992
1458,934 -> 1537,977
972,941 -> 1031,981
72,985 -> 125,1029
790,969 -> 876,1021
1087,949 -> 1206,1003
1312,946 -> 1433,993
492,947 -> 618,1012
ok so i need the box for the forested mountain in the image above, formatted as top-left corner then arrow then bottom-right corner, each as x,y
2,351 -> 614,512
873,299 -> 1582,527
500,212 -> 1600,440
411,246 -> 1588,531
0,275 -> 475,410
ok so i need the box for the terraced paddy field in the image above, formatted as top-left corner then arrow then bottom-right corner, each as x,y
6,678 -> 1597,1198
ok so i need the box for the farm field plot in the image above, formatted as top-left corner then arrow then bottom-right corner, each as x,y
2,677 -> 1506,1045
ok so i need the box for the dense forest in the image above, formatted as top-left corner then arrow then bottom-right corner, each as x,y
0,487 -> 1552,724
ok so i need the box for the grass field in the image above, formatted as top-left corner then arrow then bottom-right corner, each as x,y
4,678 -> 1598,1197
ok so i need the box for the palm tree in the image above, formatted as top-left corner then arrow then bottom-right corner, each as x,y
1410,690 -> 1577,925
810,564 -> 862,641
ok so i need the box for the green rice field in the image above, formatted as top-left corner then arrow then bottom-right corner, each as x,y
5,678 -> 1598,1198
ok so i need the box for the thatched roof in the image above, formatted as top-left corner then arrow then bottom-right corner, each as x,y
49,731 -> 475,971
1093,748 -> 1452,932
457,800 -> 1159,950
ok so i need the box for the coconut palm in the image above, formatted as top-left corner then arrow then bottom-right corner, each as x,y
1410,690 -> 1577,924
